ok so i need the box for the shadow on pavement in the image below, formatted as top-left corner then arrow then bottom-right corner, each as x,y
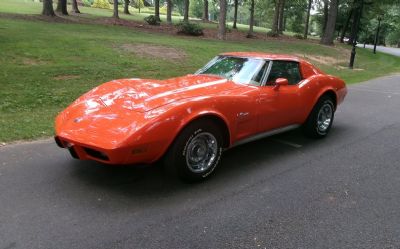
66,125 -> 350,201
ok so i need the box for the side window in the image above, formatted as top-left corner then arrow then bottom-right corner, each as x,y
250,61 -> 269,86
266,61 -> 302,85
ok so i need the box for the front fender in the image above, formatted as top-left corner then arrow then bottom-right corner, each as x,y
124,93 -> 257,163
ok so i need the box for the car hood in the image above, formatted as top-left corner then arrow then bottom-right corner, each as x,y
73,74 -> 242,113
55,74 -> 243,148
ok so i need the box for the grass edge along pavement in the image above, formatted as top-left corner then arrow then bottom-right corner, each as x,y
0,16 -> 399,143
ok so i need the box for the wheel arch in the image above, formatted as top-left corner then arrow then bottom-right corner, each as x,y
319,89 -> 337,110
181,113 -> 231,148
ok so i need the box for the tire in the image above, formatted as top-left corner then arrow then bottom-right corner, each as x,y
164,120 -> 223,182
303,95 -> 335,138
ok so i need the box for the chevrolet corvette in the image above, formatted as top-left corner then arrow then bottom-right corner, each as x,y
54,52 -> 347,181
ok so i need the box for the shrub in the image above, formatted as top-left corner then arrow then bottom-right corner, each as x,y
266,31 -> 279,37
130,0 -> 144,9
81,0 -> 94,6
294,33 -> 305,39
176,21 -> 203,36
226,25 -> 232,33
144,15 -> 161,25
92,0 -> 110,9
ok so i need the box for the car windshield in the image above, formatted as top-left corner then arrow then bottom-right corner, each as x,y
195,56 -> 267,85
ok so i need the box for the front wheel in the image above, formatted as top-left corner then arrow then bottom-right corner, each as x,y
164,120 -> 223,182
303,95 -> 335,138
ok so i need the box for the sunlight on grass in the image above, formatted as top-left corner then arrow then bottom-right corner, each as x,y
0,1 -> 399,142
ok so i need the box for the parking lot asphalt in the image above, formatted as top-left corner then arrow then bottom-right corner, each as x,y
1,75 -> 400,249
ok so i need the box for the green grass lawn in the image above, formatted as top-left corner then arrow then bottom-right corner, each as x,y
0,0 -> 279,34
0,3 -> 400,143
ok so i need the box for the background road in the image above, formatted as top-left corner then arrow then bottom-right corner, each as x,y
1,75 -> 400,249
359,44 -> 400,57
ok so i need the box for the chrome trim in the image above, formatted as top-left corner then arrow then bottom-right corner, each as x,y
231,124 -> 300,148
317,103 -> 333,133
261,60 -> 273,86
186,132 -> 218,173
237,112 -> 250,117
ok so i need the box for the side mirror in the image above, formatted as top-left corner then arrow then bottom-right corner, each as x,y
274,78 -> 289,89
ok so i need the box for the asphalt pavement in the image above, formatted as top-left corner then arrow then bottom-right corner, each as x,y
359,44 -> 400,57
1,75 -> 400,249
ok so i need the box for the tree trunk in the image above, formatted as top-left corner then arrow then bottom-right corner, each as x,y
271,0 -> 280,34
56,0 -> 61,12
42,0 -> 55,16
320,0 -> 338,45
113,0 -> 119,18
124,0 -> 130,14
322,0 -> 328,33
278,0 -> 285,34
202,0 -> 209,21
233,0 -> 238,29
304,0 -> 312,39
167,0 -> 172,24
154,0 -> 160,20
183,0 -> 189,21
72,0 -> 80,13
218,0 -> 227,40
247,0 -> 254,38
340,7 -> 353,43
348,1 -> 360,45
56,0 -> 68,15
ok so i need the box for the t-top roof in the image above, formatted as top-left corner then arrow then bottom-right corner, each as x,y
220,52 -> 302,61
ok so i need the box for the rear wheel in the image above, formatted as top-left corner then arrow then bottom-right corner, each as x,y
164,120 -> 223,182
303,95 -> 335,138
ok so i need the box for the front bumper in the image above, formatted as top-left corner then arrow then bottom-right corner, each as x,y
54,135 -> 164,165
55,136 -> 130,164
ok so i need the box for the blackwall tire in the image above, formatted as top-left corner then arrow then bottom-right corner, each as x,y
303,95 -> 335,138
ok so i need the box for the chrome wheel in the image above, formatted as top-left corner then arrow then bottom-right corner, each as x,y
317,103 -> 333,133
186,132 -> 218,173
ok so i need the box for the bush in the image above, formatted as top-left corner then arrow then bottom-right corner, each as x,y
130,0 -> 144,9
81,0 -> 94,6
266,31 -> 279,37
92,0 -> 110,9
140,7 -> 181,16
144,15 -> 161,25
226,25 -> 232,33
176,21 -> 203,36
294,33 -> 305,39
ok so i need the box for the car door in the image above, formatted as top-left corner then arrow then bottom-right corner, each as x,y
257,60 -> 303,132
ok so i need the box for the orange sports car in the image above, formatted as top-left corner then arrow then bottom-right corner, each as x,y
55,52 -> 347,181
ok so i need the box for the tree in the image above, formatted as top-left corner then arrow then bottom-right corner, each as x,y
203,0 -> 209,21
124,0 -> 130,14
339,4 -> 353,43
278,0 -> 285,34
167,0 -> 173,24
320,0 -> 338,45
322,0 -> 328,33
56,0 -> 68,15
348,0 -> 362,44
72,0 -> 81,13
184,0 -> 190,21
304,0 -> 312,38
42,0 -> 55,16
247,0 -> 255,37
233,0 -> 239,29
218,0 -> 227,39
113,0 -> 119,18
271,0 -> 281,34
155,0 -> 160,20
